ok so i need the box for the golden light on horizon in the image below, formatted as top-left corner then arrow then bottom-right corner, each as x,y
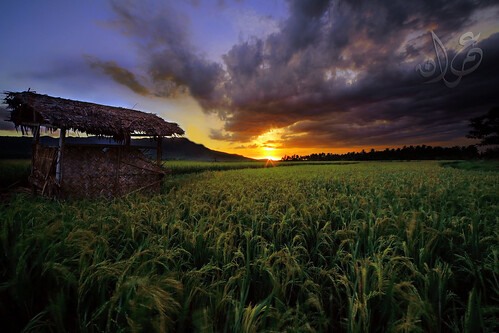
264,158 -> 278,167
237,128 -> 285,160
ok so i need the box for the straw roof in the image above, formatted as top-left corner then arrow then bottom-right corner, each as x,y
4,91 -> 184,141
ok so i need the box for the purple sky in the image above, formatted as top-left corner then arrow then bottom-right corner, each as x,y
1,0 -> 498,158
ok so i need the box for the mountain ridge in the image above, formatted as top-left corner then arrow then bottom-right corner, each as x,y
0,136 -> 254,162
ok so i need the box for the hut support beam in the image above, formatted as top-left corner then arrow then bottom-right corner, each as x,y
157,137 -> 162,166
56,128 -> 66,183
30,125 -> 40,194
33,125 -> 40,144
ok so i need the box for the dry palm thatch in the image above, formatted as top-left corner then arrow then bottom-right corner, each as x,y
4,91 -> 184,141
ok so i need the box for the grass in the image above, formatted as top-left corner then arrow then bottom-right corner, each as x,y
163,160 -> 269,174
440,160 -> 499,172
163,160 -> 359,174
0,161 -> 498,332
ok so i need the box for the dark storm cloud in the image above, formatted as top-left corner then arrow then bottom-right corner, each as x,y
274,31 -> 499,147
86,56 -> 150,96
210,0 -> 499,145
97,0 -> 499,147
99,0 -> 225,108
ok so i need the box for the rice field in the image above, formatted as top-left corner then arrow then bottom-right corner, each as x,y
163,160 -> 358,175
164,160 -> 270,175
0,161 -> 498,332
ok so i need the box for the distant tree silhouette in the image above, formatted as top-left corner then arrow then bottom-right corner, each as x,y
281,145 -> 481,161
466,107 -> 499,146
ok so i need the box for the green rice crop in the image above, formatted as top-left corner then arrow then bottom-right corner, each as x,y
0,161 -> 497,332
162,160 -> 357,174
440,160 -> 499,172
163,161 -> 269,174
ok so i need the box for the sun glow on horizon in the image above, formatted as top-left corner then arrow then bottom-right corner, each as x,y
264,158 -> 277,167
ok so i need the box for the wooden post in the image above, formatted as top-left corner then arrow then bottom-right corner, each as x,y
116,146 -> 121,195
56,128 -> 66,184
31,125 -> 40,166
157,136 -> 162,166
31,125 -> 40,194
33,125 -> 40,144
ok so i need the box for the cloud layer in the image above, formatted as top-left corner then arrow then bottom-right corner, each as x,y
92,0 -> 499,148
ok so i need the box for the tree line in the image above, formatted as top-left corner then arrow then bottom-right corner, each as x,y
281,145 -> 498,161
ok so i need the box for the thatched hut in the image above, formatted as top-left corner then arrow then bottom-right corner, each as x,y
4,91 -> 184,198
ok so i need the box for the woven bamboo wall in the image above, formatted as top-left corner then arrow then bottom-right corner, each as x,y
61,145 -> 164,198
30,143 -> 164,198
29,144 -> 58,196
